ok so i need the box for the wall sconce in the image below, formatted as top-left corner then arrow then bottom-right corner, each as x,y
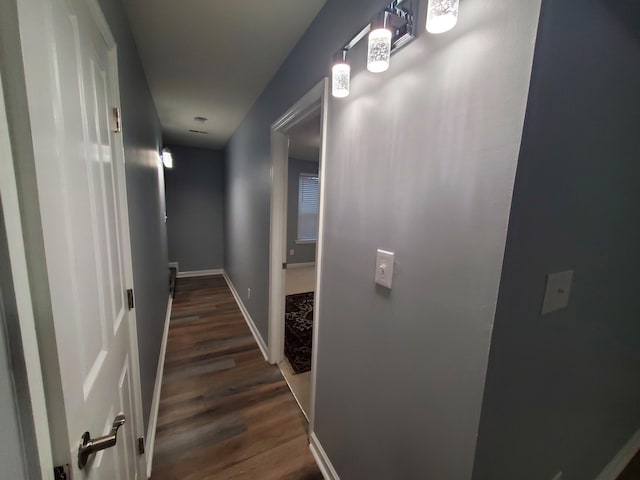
426,0 -> 459,34
162,148 -> 173,169
332,49 -> 351,98
367,12 -> 392,73
331,0 -> 417,98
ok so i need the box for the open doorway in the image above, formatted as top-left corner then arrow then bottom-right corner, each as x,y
280,109 -> 320,418
269,80 -> 327,422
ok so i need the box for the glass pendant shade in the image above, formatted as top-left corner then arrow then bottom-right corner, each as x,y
426,0 -> 459,34
367,27 -> 392,73
332,63 -> 350,98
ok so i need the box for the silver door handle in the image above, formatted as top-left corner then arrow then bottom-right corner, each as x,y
78,413 -> 126,469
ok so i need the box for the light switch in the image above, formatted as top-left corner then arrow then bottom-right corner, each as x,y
375,249 -> 395,289
541,270 -> 573,314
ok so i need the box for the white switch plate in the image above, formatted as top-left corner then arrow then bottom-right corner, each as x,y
542,270 -> 573,314
375,249 -> 395,289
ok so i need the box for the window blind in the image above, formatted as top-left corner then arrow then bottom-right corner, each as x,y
297,174 -> 319,241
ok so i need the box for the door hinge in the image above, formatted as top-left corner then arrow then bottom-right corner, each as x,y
127,289 -> 134,310
54,465 -> 70,480
112,107 -> 122,133
138,436 -> 145,454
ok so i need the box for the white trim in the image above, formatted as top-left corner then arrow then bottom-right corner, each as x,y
288,262 -> 316,269
222,271 -> 269,361
269,79 -> 327,367
177,269 -> 224,278
277,362 -> 309,422
0,44 -> 53,480
595,427 -> 640,480
145,294 -> 172,479
168,261 -> 179,271
309,80 -> 329,435
309,432 -> 340,480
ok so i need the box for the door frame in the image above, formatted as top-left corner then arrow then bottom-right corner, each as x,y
0,34 -> 54,479
268,78 -> 328,426
0,0 -> 147,474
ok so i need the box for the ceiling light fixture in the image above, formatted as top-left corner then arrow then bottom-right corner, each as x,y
426,0 -> 459,34
332,49 -> 350,98
162,148 -> 173,169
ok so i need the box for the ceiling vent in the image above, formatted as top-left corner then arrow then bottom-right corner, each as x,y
188,129 -> 209,134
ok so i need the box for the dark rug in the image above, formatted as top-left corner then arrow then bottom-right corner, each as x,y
284,291 -> 314,374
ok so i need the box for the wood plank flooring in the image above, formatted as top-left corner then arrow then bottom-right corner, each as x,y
151,275 -> 322,480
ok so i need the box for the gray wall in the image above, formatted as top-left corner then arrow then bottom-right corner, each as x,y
96,0 -> 168,432
473,1 -> 640,479
287,158 -> 318,264
225,0 -> 541,478
165,145 -> 225,272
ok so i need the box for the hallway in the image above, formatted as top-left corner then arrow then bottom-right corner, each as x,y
151,275 -> 321,479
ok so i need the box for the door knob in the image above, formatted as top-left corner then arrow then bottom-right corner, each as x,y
78,413 -> 126,469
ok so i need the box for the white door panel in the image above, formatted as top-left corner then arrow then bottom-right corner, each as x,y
16,0 -> 145,477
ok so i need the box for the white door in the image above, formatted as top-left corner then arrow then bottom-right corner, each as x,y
16,0 -> 145,477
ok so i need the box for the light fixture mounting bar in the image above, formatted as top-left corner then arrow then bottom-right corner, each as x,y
337,0 -> 416,56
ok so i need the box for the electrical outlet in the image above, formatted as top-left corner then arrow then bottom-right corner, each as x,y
290,249 -> 295,256
247,288 -> 251,299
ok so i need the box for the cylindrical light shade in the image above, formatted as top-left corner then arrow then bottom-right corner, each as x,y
426,0 -> 459,34
332,63 -> 350,98
367,27 -> 392,73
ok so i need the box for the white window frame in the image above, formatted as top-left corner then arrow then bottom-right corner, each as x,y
296,172 -> 319,244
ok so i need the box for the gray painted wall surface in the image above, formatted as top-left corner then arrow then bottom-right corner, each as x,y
97,0 -> 168,431
225,0 -> 541,477
473,1 -> 640,479
287,158 -> 318,264
165,145 -> 225,271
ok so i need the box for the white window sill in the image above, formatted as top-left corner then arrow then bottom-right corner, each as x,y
295,240 -> 317,245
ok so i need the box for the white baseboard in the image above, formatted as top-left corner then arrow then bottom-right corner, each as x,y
288,262 -> 315,269
145,295 -> 173,479
309,431 -> 340,480
176,268 -> 223,278
168,261 -> 178,270
596,426 -> 640,480
222,271 -> 269,361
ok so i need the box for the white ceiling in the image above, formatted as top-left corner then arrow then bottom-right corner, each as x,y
122,0 -> 326,149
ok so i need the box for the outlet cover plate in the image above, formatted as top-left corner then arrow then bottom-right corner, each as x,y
542,270 -> 573,314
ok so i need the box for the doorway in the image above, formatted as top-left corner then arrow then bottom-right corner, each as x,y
1,0 -> 146,476
269,80 -> 328,422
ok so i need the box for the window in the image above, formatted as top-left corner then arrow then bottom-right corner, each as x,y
297,173 -> 319,242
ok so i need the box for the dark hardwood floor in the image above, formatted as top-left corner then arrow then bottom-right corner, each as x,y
151,275 -> 322,480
